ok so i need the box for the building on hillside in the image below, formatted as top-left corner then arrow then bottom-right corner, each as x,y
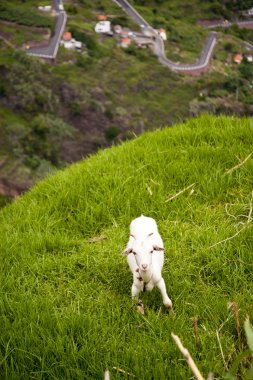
95,21 -> 111,34
60,31 -> 82,51
74,41 -> 82,51
38,5 -> 52,12
244,53 -> 253,62
233,53 -> 243,64
114,25 -> 122,34
244,7 -> 253,16
97,14 -> 107,21
158,28 -> 167,41
120,37 -> 131,48
62,31 -> 72,41
58,2 -> 64,11
154,28 -> 167,41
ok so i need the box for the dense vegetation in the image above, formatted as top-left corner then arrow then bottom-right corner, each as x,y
0,115 -> 253,379
1,0 -> 253,204
131,0 -> 253,19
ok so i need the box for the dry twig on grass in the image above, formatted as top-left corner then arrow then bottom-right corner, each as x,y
85,235 -> 106,243
225,153 -> 252,174
192,316 -> 200,351
228,301 -> 241,349
165,183 -> 195,203
171,333 -> 205,380
209,191 -> 253,249
208,226 -> 247,249
113,367 -> 136,377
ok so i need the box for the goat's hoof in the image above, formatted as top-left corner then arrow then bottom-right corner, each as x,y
165,302 -> 173,310
137,301 -> 145,315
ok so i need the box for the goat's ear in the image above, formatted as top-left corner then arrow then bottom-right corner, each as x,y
122,248 -> 133,256
153,245 -> 164,252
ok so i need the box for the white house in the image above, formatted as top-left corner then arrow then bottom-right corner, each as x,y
154,28 -> 167,41
60,32 -> 82,51
245,54 -> 253,63
38,5 -> 52,12
247,7 -> 253,16
61,39 -> 82,50
95,21 -> 111,34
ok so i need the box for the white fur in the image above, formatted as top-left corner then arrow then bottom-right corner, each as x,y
123,215 -> 172,309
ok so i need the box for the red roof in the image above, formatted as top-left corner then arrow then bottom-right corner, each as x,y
97,14 -> 107,21
233,53 -> 242,63
63,32 -> 72,41
121,37 -> 131,45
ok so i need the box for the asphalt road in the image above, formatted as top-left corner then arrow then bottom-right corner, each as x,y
113,0 -> 217,73
113,0 -> 150,28
27,1 -> 66,59
203,19 -> 253,29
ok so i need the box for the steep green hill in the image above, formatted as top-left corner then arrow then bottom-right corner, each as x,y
1,115 -> 253,379
1,0 -> 253,202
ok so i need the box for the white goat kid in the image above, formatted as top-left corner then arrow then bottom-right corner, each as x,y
123,215 -> 172,310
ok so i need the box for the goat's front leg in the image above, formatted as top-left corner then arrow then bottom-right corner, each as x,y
131,282 -> 142,302
156,277 -> 172,309
131,282 -> 145,314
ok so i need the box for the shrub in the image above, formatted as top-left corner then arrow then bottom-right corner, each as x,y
105,126 -> 120,140
69,27 -> 102,57
110,16 -> 129,27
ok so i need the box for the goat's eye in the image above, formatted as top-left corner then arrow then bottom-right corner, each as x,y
133,251 -> 137,255
150,250 -> 154,254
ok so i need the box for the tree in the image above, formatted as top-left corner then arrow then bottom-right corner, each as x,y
239,60 -> 253,82
23,114 -> 74,165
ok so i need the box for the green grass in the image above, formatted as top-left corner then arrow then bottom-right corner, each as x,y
0,22 -> 49,46
1,115 -> 253,379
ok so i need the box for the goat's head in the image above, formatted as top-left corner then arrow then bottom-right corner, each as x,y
123,233 -> 164,272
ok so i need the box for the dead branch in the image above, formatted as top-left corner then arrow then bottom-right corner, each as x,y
192,316 -> 200,351
208,225 -> 247,249
225,203 -> 237,220
113,367 -> 136,377
228,301 -> 241,348
165,183 -> 195,203
85,235 -> 106,243
209,191 -> 253,249
247,191 -> 253,224
146,184 -> 153,196
225,153 -> 252,175
171,333 -> 205,380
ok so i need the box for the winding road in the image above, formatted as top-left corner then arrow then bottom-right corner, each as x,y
113,0 -> 217,74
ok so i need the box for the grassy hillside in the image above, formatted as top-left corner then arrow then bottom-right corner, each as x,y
0,115 -> 253,379
1,0 -> 253,201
